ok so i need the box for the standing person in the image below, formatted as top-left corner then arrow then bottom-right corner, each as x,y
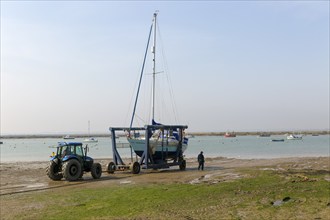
197,151 -> 205,170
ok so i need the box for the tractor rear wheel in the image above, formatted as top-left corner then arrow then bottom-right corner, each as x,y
63,159 -> 82,181
131,161 -> 140,174
91,163 -> 102,179
106,162 -> 115,174
46,161 -> 63,180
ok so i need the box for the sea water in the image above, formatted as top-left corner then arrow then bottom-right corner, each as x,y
0,135 -> 329,162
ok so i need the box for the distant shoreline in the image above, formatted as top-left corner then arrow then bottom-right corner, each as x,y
1,130 -> 329,139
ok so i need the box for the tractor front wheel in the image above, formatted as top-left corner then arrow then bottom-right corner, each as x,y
91,163 -> 102,179
46,161 -> 63,181
63,159 -> 82,181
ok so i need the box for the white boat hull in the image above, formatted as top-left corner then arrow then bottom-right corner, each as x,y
127,137 -> 188,160
84,138 -> 98,143
287,134 -> 302,140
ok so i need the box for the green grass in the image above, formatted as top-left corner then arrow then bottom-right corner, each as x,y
3,169 -> 330,220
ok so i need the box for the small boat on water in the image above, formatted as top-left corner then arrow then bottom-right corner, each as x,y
271,139 -> 284,142
63,135 -> 75,140
287,134 -> 302,140
224,132 -> 236,138
84,137 -> 98,143
84,120 -> 98,143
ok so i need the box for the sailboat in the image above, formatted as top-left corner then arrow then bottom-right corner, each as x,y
127,12 -> 188,160
84,120 -> 98,143
63,135 -> 75,140
286,134 -> 302,140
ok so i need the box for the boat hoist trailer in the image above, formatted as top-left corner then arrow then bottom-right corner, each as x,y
107,125 -> 188,174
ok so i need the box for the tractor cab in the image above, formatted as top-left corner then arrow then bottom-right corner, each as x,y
56,142 -> 85,158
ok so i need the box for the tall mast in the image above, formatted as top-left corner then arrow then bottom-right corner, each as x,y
88,120 -> 90,137
151,12 -> 157,122
129,14 -> 154,130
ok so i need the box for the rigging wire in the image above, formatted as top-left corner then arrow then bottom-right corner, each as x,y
125,61 -> 145,126
156,20 -> 179,124
128,12 -> 180,127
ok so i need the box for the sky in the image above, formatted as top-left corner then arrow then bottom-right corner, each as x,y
0,1 -> 329,134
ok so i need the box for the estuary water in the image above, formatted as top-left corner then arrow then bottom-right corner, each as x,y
0,135 -> 329,163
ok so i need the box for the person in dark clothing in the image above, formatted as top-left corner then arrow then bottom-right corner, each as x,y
197,151 -> 205,170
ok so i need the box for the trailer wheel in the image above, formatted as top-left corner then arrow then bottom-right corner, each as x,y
46,161 -> 63,180
63,159 -> 82,181
131,161 -> 140,174
179,160 -> 186,171
91,163 -> 102,179
106,162 -> 116,174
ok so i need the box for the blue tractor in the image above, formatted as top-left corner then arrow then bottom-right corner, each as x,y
46,142 -> 102,181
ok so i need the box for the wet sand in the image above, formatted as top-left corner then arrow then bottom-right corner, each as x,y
1,157 -> 329,196
1,156 -> 329,219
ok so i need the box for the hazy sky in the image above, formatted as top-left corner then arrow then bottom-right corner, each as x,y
1,1 -> 329,134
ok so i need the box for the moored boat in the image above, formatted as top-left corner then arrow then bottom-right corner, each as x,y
271,139 -> 284,142
63,135 -> 75,140
224,132 -> 236,138
287,134 -> 302,140
83,137 -> 98,143
84,121 -> 98,143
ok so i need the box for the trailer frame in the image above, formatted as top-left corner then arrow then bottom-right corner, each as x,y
108,124 -> 188,174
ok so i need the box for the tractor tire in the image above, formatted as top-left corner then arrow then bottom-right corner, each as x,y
106,162 -> 116,174
63,159 -> 82,181
131,161 -> 140,174
91,163 -> 102,179
179,160 -> 186,171
46,161 -> 63,181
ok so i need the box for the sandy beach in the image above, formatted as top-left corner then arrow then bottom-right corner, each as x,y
1,156 -> 329,219
0,157 -> 330,219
